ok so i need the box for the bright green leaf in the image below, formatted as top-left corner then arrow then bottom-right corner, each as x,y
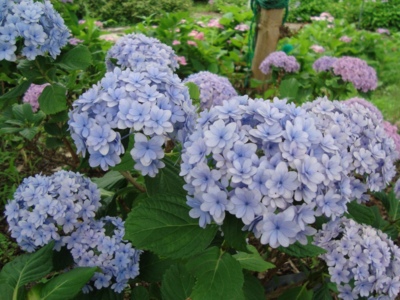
124,194 -> 218,259
233,245 -> 275,272
19,127 -> 39,140
38,84 -> 67,115
278,239 -> 326,258
186,247 -> 244,300
279,78 -> 300,100
57,45 -> 92,71
346,201 -> 376,226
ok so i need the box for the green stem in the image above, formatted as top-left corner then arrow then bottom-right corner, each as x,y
119,171 -> 146,193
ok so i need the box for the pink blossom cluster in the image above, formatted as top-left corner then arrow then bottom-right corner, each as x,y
235,23 -> 249,31
332,56 -> 378,92
339,36 -> 352,43
383,121 -> 400,160
259,51 -> 300,75
376,28 -> 390,35
188,30 -> 205,40
176,56 -> 187,65
310,45 -> 325,53
22,83 -> 50,112
310,12 -> 334,22
207,19 -> 224,29
69,38 -> 84,45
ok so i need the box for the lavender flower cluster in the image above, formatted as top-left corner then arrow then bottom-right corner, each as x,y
343,97 -> 383,121
0,0 -> 70,61
303,97 -> 397,198
183,71 -> 238,110
314,217 -> 400,299
5,171 -> 141,293
332,56 -> 378,92
382,121 -> 400,159
105,33 -> 179,72
69,65 -> 196,175
66,216 -> 141,293
395,179 -> 400,199
181,95 -> 397,249
312,56 -> 337,72
4,170 -> 102,252
259,51 -> 300,75
22,83 -> 49,112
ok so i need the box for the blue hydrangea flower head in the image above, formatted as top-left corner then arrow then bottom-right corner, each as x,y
4,170 -> 102,252
0,0 -> 70,61
106,33 -> 179,72
183,71 -> 238,110
66,216 -> 142,293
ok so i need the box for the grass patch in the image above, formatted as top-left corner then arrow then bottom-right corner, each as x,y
371,85 -> 400,125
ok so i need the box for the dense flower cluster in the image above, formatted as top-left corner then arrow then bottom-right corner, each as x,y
183,71 -> 238,110
314,217 -> 400,299
382,121 -> 400,159
332,56 -> 378,92
303,97 -> 397,200
259,51 -> 300,75
0,0 -> 70,61
395,179 -> 400,199
66,216 -> 141,293
4,171 -> 101,252
376,28 -> 390,35
180,96 -> 370,248
69,65 -> 196,175
310,45 -> 325,53
22,83 -> 49,112
310,12 -> 334,22
343,97 -> 383,121
339,35 -> 352,43
105,33 -> 179,72
312,56 -> 337,72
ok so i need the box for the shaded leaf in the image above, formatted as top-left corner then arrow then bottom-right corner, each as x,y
161,264 -> 195,300
57,45 -> 92,71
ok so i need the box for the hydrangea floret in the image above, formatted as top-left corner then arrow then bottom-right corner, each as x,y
183,71 -> 238,110
343,97 -> 383,121
181,96 -> 369,249
22,83 -> 49,112
312,56 -> 337,72
4,170 -> 101,252
382,121 -> 400,160
105,33 -> 179,72
394,178 -> 400,199
314,217 -> 400,300
65,216 -> 141,293
332,56 -> 378,92
69,64 -> 196,175
0,0 -> 70,61
259,51 -> 300,75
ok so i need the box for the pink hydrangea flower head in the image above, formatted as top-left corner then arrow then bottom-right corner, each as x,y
176,56 -> 187,65
259,51 -> 300,75
69,38 -> 84,45
312,56 -> 337,72
95,21 -> 103,28
376,28 -> 390,35
187,40 -> 197,47
235,23 -> 250,31
332,56 -> 378,92
172,40 -> 181,45
383,121 -> 400,160
189,30 -> 204,40
207,18 -> 224,29
23,83 -> 50,112
343,97 -> 383,121
310,45 -> 325,53
339,36 -> 352,43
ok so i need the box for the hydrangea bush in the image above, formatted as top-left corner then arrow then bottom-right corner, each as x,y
0,0 -> 70,61
259,51 -> 300,75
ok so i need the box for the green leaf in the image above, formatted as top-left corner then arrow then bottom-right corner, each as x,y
346,201 -> 375,226
131,286 -> 149,300
19,127 -> 39,140
0,80 -> 32,103
186,247 -> 244,300
57,45 -> 92,71
12,103 -> 32,122
0,127 -> 21,134
46,137 -> 65,149
17,60 -> 42,80
161,264 -> 196,300
221,214 -> 249,252
110,135 -> 134,171
242,273 -> 265,300
279,239 -> 326,258
0,242 -> 54,299
185,82 -> 200,103
233,245 -> 275,272
124,194 -> 218,259
374,191 -> 400,219
38,84 -> 67,115
44,123 -> 63,136
39,267 -> 97,300
312,283 -> 333,300
138,252 -> 177,283
92,171 -> 125,190
278,285 -> 313,300
144,157 -> 186,197
279,78 -> 300,100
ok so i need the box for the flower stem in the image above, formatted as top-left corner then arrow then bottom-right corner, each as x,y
119,171 -> 146,193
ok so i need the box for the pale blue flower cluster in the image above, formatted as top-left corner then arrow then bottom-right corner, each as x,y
69,64 -> 196,175
181,96 -> 364,248
183,71 -> 238,110
0,0 -> 70,61
66,216 -> 141,293
4,170 -> 101,252
105,33 -> 179,72
314,217 -> 400,300
303,97 -> 397,200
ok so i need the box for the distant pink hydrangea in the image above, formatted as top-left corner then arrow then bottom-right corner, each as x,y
339,36 -> 352,43
188,30 -> 204,40
172,40 -> 181,45
69,38 -> 84,45
343,97 -> 383,121
376,28 -> 390,35
383,121 -> 400,160
208,19 -> 224,29
23,83 -> 50,112
310,45 -> 325,53
235,23 -> 249,31
197,21 -> 206,27
176,56 -> 187,65
310,12 -> 334,22
259,51 -> 300,75
332,56 -> 378,92
187,41 -> 197,47
312,56 -> 337,72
